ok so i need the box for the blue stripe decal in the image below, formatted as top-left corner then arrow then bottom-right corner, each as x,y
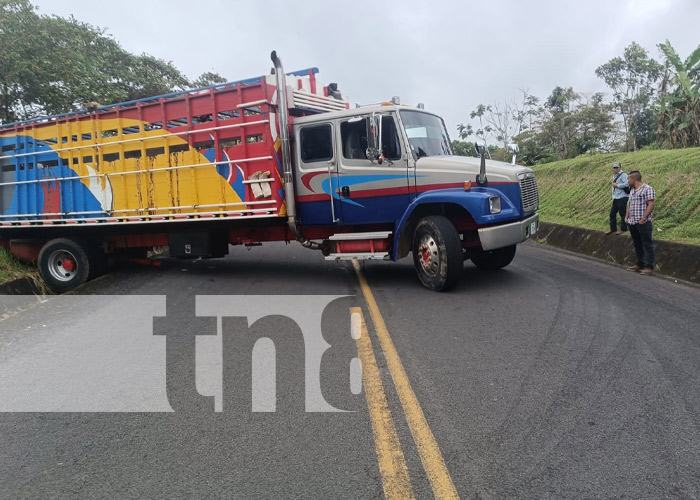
320,174 -> 407,208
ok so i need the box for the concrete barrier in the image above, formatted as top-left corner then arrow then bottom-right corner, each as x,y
532,222 -> 700,283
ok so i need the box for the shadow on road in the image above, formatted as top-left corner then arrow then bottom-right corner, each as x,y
360,260 -> 530,294
75,247 -> 532,297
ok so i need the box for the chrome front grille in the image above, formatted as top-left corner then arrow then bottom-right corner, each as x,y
519,174 -> 539,213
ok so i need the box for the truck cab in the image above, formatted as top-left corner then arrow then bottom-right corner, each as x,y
290,104 -> 539,290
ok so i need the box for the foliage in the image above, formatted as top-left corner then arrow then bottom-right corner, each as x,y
509,88 -> 617,164
0,0 -> 189,123
0,246 -> 37,283
544,89 -> 618,160
513,129 -> 554,166
595,42 -> 663,151
532,147 -> 700,245
192,71 -> 228,88
657,40 -> 700,148
457,90 -> 539,152
458,85 -> 617,166
456,41 -> 680,164
451,140 -> 477,157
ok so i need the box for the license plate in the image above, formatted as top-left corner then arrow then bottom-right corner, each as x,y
530,222 -> 537,235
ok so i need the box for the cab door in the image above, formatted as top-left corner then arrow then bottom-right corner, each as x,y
335,113 -> 410,225
294,122 -> 341,226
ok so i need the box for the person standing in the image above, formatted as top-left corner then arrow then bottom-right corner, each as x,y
625,170 -> 656,275
605,162 -> 629,235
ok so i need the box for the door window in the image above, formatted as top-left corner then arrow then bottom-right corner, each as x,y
381,116 -> 401,161
340,116 -> 401,162
300,124 -> 333,163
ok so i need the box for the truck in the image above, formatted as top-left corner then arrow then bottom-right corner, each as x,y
0,52 -> 539,293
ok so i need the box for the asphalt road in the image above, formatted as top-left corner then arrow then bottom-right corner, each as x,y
1,241 -> 699,499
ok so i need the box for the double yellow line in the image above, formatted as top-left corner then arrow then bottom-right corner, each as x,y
352,261 -> 460,500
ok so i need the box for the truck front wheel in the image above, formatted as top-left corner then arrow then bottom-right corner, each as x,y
38,239 -> 91,292
412,216 -> 463,292
471,245 -> 517,270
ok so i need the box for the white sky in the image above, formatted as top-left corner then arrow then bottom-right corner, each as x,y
32,0 -> 700,138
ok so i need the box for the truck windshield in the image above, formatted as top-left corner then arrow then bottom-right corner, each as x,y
399,110 -> 452,158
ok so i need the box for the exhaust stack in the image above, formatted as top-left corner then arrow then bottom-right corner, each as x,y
270,51 -> 322,250
475,140 -> 488,186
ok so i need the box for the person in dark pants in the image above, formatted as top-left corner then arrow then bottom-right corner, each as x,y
625,170 -> 656,276
605,162 -> 629,235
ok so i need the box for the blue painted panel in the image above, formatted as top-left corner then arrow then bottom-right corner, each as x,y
297,199 -> 334,227
298,189 -> 416,228
0,134 -> 105,221
338,191 -> 410,225
322,174 -> 410,225
391,186 -> 527,260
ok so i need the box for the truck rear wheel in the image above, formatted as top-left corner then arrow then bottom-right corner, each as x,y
38,239 -> 91,292
471,245 -> 517,270
412,216 -> 463,292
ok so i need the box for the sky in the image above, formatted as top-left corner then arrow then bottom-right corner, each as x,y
31,0 -> 700,139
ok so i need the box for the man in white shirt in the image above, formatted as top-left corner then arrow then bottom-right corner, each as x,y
605,162 -> 629,235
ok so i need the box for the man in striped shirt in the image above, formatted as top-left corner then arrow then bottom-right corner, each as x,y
625,171 -> 656,275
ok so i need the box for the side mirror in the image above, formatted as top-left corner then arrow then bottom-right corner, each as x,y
366,112 -> 383,164
508,143 -> 519,165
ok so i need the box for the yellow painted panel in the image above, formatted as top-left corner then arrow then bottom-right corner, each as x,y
29,117 -> 245,216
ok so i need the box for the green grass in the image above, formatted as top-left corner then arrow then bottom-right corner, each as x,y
532,148 -> 700,245
0,246 -> 39,284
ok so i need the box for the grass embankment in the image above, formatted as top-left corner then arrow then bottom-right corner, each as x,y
531,148 -> 700,245
0,246 -> 39,284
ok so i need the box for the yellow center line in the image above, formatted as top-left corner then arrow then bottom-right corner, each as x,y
351,307 -> 416,500
353,261 -> 461,500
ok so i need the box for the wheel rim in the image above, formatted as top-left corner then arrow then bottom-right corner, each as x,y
417,235 -> 440,276
47,249 -> 79,282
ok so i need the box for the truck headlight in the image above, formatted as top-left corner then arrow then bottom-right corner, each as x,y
489,196 -> 501,214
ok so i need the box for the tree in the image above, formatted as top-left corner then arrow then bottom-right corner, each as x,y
0,0 -> 42,122
657,40 -> 700,147
573,93 -> 619,154
539,86 -> 581,160
513,129 -> 552,166
451,140 -> 477,157
459,92 -> 539,149
509,88 -> 618,164
595,42 -> 663,151
192,71 -> 228,88
457,104 -> 492,143
0,0 -> 189,123
457,90 -> 539,161
118,54 -> 190,101
540,88 -> 618,161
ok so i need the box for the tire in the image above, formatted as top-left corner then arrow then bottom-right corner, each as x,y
412,215 -> 463,292
38,238 -> 90,292
85,244 -> 108,280
471,245 -> 517,270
